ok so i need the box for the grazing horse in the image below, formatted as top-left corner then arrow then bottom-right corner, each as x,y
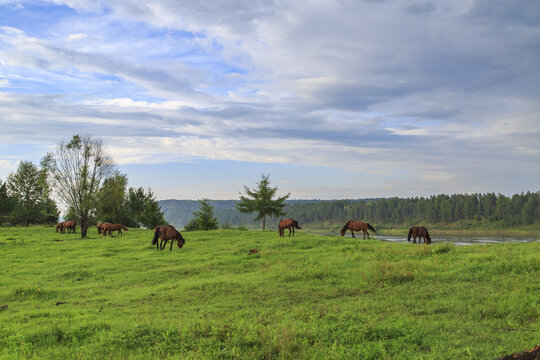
55,222 -> 63,232
97,222 -> 105,235
408,226 -> 431,244
340,220 -> 376,239
152,225 -> 185,251
60,221 -> 76,234
278,218 -> 302,237
101,223 -> 128,237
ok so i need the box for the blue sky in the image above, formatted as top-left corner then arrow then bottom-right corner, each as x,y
0,0 -> 539,200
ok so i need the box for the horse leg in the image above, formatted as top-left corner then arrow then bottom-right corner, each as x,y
350,229 -> 355,238
170,239 -> 174,251
288,226 -> 292,237
292,226 -> 295,237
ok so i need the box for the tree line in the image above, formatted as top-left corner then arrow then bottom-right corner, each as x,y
160,192 -> 540,229
285,192 -> 540,227
0,135 -> 166,234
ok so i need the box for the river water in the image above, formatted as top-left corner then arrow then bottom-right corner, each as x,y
341,234 -> 539,246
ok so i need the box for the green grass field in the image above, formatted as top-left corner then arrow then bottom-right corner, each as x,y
0,226 -> 538,359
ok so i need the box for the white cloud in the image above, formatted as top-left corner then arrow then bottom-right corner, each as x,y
67,33 -> 89,41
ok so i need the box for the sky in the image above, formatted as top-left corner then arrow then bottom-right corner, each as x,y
0,0 -> 539,200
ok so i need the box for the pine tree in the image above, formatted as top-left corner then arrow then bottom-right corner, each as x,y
7,161 -> 46,226
184,199 -> 218,231
236,174 -> 290,230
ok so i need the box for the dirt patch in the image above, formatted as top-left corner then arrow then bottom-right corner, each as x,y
495,345 -> 540,360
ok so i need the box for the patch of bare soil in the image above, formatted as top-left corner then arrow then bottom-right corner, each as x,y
495,345 -> 540,360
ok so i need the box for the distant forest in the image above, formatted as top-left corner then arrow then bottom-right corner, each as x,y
159,191 -> 540,229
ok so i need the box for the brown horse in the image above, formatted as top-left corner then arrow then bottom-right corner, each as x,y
97,222 -> 105,235
278,218 -> 302,237
340,220 -> 376,239
58,221 -> 76,234
408,226 -> 431,244
152,225 -> 185,251
101,223 -> 128,237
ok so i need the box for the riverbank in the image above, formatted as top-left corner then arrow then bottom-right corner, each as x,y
301,220 -> 540,238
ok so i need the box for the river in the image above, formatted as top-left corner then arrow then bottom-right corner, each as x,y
338,233 -> 539,245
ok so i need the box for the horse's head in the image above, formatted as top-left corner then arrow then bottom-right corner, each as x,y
339,229 -> 346,236
176,232 -> 185,248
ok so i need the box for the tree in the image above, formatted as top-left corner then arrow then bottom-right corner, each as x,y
124,187 -> 146,227
46,135 -> 115,238
184,199 -> 219,231
124,187 -> 167,229
0,180 -> 15,225
96,173 -> 128,223
140,188 -> 167,229
236,174 -> 290,230
7,161 -> 46,226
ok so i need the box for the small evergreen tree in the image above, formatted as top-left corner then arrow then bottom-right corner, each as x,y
184,199 -> 218,231
140,189 -> 167,229
236,174 -> 290,230
123,187 -> 166,229
7,161 -> 47,226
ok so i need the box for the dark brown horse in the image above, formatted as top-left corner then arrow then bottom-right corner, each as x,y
152,225 -> 185,251
408,226 -> 431,244
278,218 -> 302,237
101,223 -> 128,237
340,220 -> 376,239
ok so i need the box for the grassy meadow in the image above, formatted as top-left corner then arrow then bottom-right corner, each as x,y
0,226 -> 538,359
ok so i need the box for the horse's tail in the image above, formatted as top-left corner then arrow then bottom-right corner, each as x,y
367,223 -> 376,233
152,227 -> 160,246
407,228 -> 412,242
424,228 -> 431,244
293,220 -> 302,229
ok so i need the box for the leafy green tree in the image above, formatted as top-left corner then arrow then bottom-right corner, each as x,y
124,187 -> 146,227
236,174 -> 290,230
7,161 -> 47,226
184,199 -> 219,231
96,173 -> 128,223
46,135 -> 116,238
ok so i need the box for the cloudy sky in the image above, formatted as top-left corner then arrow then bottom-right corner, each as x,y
0,0 -> 539,200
